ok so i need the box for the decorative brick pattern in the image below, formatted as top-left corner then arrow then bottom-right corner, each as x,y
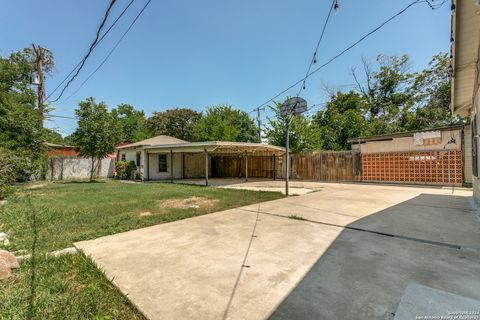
361,150 -> 462,185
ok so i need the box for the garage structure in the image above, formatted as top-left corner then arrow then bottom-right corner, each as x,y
349,125 -> 471,186
117,136 -> 285,185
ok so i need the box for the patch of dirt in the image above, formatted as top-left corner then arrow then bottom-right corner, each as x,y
138,211 -> 152,217
27,183 -> 48,189
157,197 -> 219,210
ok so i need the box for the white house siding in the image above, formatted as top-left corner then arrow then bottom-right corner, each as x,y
147,152 -> 183,180
119,149 -> 138,163
118,148 -> 144,179
472,86 -> 480,204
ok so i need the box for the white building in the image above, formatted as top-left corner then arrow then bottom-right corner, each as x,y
451,0 -> 480,203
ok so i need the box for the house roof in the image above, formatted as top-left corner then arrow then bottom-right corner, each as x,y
117,135 -> 189,149
44,142 -> 77,149
347,125 -> 464,144
451,0 -> 480,117
117,135 -> 285,154
144,141 -> 285,154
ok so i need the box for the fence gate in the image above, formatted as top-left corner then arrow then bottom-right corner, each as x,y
361,150 -> 463,186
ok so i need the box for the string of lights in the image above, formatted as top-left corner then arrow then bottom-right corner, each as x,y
251,0 -> 446,116
297,0 -> 337,96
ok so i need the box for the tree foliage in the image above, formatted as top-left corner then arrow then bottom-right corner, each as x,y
146,108 -> 201,141
71,97 -> 121,181
313,91 -> 370,150
191,105 -> 258,142
265,101 -> 321,152
111,103 -> 149,142
0,48 -> 52,183
311,53 -> 458,151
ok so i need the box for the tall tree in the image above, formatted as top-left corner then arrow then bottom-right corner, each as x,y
72,97 -> 121,181
0,48 -> 48,182
146,108 -> 201,141
406,53 -> 454,130
191,105 -> 258,142
111,103 -> 149,142
352,54 -> 415,135
24,45 -> 54,124
265,101 -> 321,152
313,91 -> 370,150
312,53 -> 459,151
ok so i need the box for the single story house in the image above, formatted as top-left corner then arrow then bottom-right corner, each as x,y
451,0 -> 480,201
116,135 -> 285,184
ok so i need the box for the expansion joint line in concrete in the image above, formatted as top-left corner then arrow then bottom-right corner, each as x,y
238,208 -> 467,251
222,193 -> 263,320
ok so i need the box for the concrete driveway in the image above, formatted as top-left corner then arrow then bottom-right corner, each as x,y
75,183 -> 480,319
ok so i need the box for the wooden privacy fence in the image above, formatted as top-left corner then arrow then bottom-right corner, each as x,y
185,149 -> 463,186
209,151 -> 358,182
361,150 -> 463,185
276,151 -> 357,181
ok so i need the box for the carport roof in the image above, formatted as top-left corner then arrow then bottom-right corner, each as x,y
144,141 -> 285,154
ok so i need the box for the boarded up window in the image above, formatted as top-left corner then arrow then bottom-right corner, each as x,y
158,154 -> 167,172
136,152 -> 141,166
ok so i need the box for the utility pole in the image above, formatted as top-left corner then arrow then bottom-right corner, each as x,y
32,44 -> 46,126
252,106 -> 265,143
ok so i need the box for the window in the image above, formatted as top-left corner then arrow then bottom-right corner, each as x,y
158,154 -> 167,172
136,152 -> 141,166
473,115 -> 478,177
121,153 -> 126,162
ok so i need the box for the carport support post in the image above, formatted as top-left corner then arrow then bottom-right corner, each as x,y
245,150 -> 248,182
170,150 -> 174,183
204,149 -> 209,186
273,155 -> 277,180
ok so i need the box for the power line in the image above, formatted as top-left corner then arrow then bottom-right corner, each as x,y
298,0 -> 337,95
44,114 -> 77,120
57,0 -> 152,105
49,0 -> 118,103
253,0 -> 443,113
46,0 -> 136,102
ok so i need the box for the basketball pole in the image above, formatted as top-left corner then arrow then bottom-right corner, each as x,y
285,116 -> 290,196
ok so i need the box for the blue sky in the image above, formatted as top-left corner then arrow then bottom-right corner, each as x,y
1,0 -> 451,136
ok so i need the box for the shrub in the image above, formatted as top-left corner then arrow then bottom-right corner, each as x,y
115,161 -> 137,180
0,149 -> 19,199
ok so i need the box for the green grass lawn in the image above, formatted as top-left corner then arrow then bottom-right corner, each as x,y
0,180 -> 282,319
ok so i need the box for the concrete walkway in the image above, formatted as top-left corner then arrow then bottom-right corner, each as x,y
75,183 -> 480,320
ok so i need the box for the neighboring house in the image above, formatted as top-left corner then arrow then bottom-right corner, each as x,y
451,0 -> 480,201
116,135 -> 285,184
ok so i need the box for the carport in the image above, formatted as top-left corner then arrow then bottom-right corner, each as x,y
143,141 -> 285,185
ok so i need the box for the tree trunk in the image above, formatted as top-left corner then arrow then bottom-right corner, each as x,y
90,156 -> 95,182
